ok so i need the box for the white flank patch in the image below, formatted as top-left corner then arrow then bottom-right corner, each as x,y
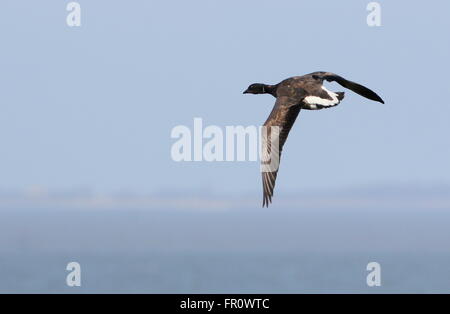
304,85 -> 340,107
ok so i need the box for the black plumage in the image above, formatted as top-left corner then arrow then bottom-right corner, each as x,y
243,71 -> 384,207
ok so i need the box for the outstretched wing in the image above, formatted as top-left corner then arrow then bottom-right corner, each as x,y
313,72 -> 384,104
261,96 -> 301,207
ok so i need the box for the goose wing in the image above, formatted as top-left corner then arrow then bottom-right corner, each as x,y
313,72 -> 384,104
261,96 -> 301,207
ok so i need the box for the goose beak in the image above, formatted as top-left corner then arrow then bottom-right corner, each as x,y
243,89 -> 250,94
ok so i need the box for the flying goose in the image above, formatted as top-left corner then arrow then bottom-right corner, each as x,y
243,71 -> 384,207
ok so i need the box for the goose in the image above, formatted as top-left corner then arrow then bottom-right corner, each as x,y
243,71 -> 384,207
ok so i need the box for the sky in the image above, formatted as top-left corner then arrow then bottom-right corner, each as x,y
0,0 -> 449,196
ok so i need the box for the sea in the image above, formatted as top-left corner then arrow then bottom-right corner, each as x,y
1,194 -> 450,293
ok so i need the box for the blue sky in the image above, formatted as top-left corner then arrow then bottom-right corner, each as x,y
0,0 -> 449,195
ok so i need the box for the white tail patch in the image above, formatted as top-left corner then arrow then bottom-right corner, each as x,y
304,85 -> 340,107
